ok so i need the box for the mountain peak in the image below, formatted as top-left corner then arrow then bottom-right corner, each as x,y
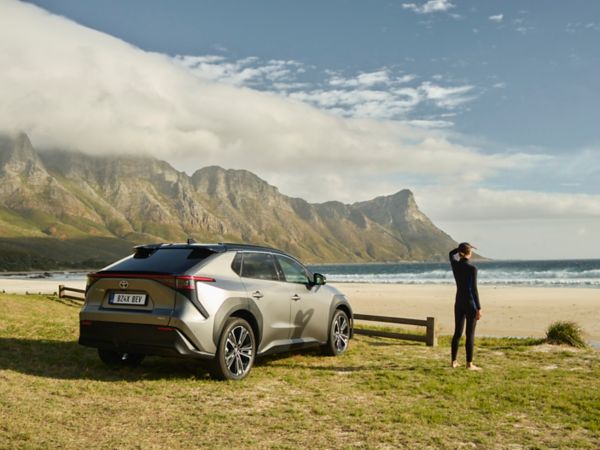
192,165 -> 280,198
0,132 -> 48,179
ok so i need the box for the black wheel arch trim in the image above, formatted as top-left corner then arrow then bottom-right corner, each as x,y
212,297 -> 264,348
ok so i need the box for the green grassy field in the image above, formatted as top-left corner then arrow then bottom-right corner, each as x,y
1,294 -> 598,449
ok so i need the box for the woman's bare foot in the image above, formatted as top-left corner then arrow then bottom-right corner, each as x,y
466,363 -> 482,371
451,360 -> 459,368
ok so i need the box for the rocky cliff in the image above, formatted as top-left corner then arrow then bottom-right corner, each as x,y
0,132 -> 457,267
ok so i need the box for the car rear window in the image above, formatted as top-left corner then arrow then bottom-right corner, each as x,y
101,247 -> 215,274
239,252 -> 280,281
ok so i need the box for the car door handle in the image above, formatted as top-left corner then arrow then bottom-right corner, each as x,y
291,294 -> 301,301
252,290 -> 264,299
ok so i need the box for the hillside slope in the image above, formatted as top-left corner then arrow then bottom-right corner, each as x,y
0,132 -> 457,268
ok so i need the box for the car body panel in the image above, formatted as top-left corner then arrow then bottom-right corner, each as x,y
82,277 -> 176,326
239,276 -> 294,353
79,243 -> 353,371
290,283 -> 338,343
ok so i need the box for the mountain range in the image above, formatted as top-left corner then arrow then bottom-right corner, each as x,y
0,132 -> 457,270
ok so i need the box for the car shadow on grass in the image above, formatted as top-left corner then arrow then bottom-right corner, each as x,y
255,348 -> 372,373
0,337 -> 214,381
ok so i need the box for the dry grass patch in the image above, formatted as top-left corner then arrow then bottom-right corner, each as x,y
1,294 -> 599,449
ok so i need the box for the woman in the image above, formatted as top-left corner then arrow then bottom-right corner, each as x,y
449,242 -> 482,370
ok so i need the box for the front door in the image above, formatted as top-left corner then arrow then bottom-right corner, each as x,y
275,255 -> 330,342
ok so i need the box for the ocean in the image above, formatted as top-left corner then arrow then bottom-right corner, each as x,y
2,259 -> 599,288
308,259 -> 600,288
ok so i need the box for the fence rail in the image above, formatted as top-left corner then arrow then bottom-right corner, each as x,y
353,313 -> 437,347
58,285 -> 85,302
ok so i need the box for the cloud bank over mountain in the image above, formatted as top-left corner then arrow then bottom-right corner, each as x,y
1,0 -> 599,258
0,0 -> 528,199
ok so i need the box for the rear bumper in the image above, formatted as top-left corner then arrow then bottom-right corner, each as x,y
79,321 -> 214,360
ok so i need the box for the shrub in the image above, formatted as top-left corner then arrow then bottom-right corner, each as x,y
546,321 -> 587,348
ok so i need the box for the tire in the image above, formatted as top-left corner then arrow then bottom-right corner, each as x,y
213,317 -> 256,381
98,349 -> 145,367
323,309 -> 351,356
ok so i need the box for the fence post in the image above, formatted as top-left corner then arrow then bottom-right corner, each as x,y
58,284 -> 64,299
426,316 -> 437,347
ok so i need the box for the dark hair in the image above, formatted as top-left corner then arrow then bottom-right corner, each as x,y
458,242 -> 472,256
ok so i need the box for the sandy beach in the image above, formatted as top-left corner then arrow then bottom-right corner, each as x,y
1,278 -> 598,341
335,283 -> 600,342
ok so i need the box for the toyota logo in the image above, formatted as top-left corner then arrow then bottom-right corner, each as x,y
119,280 -> 129,289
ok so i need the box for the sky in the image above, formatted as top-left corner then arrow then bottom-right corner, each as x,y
1,0 -> 599,259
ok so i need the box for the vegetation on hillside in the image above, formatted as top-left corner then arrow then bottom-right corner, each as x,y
0,237 -> 132,271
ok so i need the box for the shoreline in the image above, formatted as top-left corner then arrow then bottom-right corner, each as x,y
1,279 -> 598,341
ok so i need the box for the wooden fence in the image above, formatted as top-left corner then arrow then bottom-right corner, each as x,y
58,284 -> 85,302
353,313 -> 437,347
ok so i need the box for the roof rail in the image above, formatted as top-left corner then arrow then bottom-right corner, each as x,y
218,242 -> 279,252
132,241 -> 290,256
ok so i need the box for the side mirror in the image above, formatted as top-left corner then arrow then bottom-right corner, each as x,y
313,273 -> 326,286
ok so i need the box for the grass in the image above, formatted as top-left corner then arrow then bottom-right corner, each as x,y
546,321 -> 588,348
1,294 -> 599,449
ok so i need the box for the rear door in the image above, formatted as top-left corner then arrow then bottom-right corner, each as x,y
237,252 -> 292,352
86,275 -> 176,326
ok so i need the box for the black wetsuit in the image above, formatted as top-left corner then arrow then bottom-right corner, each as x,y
449,248 -> 481,363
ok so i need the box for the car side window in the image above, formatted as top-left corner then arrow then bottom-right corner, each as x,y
240,252 -> 280,281
231,252 -> 243,275
276,255 -> 311,284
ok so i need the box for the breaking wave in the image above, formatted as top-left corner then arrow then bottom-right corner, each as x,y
309,260 -> 600,287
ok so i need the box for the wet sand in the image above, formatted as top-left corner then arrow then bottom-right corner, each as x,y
1,278 -> 598,340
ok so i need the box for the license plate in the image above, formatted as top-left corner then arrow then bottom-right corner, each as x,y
109,292 -> 148,306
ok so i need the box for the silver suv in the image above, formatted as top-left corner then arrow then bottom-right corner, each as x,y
79,243 -> 353,380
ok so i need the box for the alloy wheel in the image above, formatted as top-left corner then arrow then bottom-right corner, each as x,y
224,324 -> 254,377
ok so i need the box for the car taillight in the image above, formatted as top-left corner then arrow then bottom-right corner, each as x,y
175,276 -> 216,290
175,277 -> 195,290
86,273 -> 100,291
173,276 -> 214,319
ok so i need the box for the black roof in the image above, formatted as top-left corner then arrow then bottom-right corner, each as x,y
133,242 -> 292,257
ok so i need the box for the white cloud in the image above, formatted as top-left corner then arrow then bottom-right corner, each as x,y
403,119 -> 454,128
0,0 -> 512,204
432,217 -> 600,260
566,22 -> 600,33
328,70 -> 392,88
288,87 -> 422,120
489,14 -> 504,23
414,183 -> 600,258
402,0 -> 455,15
419,82 -> 475,109
419,187 -> 600,221
174,55 -> 301,86
171,54 -> 478,122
